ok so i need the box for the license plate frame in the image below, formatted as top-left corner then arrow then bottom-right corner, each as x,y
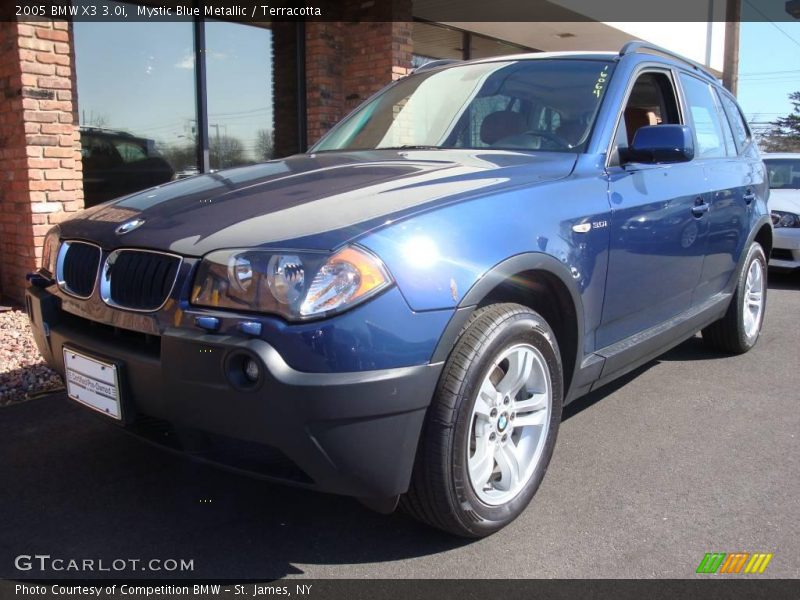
62,347 -> 122,421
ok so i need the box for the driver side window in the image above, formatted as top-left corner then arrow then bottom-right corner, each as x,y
613,71 -> 681,164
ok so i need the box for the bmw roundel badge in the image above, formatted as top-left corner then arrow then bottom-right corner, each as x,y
115,218 -> 145,235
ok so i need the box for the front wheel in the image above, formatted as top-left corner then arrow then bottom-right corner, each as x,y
400,303 -> 563,537
702,242 -> 767,354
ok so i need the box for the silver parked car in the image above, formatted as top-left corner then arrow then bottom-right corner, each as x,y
764,153 -> 800,270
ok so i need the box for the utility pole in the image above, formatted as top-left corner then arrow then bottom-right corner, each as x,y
723,0 -> 741,95
210,123 -> 223,169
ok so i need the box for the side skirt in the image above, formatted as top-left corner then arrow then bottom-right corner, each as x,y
567,292 -> 732,401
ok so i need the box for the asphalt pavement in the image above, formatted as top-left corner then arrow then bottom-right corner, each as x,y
1,271 -> 798,580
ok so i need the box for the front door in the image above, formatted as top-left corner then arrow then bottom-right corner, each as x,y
597,69 -> 709,348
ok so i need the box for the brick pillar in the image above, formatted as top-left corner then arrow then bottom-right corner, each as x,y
342,21 -> 413,114
0,20 -> 83,303
304,5 -> 413,146
272,22 -> 301,158
304,22 -> 345,146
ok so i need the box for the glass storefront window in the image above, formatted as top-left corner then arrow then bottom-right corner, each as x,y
470,34 -> 531,59
74,5 -> 198,206
74,5 -> 282,206
411,22 -> 534,69
412,21 -> 463,67
205,21 -> 274,170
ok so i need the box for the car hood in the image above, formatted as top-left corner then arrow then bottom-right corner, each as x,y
57,149 -> 577,256
769,188 -> 800,213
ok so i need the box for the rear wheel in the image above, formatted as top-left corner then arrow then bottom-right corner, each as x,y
702,242 -> 767,354
401,303 -> 563,537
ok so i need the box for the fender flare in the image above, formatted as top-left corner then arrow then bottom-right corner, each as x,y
430,253 -> 585,394
730,216 -> 772,293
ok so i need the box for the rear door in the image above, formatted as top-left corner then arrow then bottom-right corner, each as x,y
598,68 -> 709,348
677,73 -> 750,304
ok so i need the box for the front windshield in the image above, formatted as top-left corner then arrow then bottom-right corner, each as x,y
765,159 -> 800,189
313,59 -> 615,154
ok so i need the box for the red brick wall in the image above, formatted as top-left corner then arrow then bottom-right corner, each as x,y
0,20 -> 83,303
305,17 -> 413,146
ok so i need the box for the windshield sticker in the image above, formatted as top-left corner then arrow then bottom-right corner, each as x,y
593,65 -> 610,98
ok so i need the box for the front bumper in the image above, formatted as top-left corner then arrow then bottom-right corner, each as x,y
771,227 -> 800,269
26,286 -> 443,499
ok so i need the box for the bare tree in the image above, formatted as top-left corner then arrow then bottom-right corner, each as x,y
210,135 -> 245,170
255,129 -> 274,162
161,141 -> 197,174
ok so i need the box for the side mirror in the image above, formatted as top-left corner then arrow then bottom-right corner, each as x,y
623,124 -> 694,165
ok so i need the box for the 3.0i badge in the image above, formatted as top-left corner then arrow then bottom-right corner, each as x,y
115,218 -> 145,235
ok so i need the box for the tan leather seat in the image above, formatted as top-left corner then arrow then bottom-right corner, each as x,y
623,107 -> 658,145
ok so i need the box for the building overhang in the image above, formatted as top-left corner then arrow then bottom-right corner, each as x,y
415,0 -> 725,75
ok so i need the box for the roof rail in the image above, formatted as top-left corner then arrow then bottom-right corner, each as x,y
619,40 -> 718,82
411,59 -> 462,74
79,126 -> 136,137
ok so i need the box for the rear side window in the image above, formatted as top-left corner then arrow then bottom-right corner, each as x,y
81,135 -> 122,167
679,73 -> 730,159
113,140 -> 149,163
717,91 -> 751,152
714,93 -> 737,156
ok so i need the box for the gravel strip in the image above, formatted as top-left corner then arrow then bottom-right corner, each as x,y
0,308 -> 64,406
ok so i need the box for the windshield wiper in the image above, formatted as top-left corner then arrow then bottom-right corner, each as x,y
377,145 -> 442,150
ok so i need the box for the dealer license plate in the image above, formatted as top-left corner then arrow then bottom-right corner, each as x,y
63,348 -> 122,420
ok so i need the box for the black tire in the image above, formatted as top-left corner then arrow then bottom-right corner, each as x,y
702,242 -> 767,354
400,303 -> 563,538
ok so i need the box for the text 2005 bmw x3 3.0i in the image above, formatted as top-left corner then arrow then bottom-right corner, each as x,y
27,42 -> 771,537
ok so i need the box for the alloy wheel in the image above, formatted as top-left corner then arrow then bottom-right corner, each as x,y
467,343 -> 552,506
743,258 -> 764,339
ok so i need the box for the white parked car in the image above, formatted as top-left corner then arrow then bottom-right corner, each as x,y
764,153 -> 800,270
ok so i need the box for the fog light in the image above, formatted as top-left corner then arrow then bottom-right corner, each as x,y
244,358 -> 260,382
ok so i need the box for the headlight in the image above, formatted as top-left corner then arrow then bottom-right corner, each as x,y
191,245 -> 392,320
771,210 -> 800,228
41,227 -> 60,277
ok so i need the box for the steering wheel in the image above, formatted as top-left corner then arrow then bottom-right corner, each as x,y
494,130 -> 572,151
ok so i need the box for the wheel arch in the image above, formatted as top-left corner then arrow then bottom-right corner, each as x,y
753,221 -> 773,259
432,253 -> 584,398
728,217 -> 773,295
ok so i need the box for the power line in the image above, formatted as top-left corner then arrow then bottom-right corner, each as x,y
743,0 -> 800,51
740,69 -> 800,76
208,107 -> 270,118
739,77 -> 800,83
739,73 -> 800,79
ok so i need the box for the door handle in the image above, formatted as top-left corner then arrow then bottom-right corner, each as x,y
692,197 -> 709,218
743,189 -> 755,204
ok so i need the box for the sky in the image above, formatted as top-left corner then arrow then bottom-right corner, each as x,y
738,20 -> 800,129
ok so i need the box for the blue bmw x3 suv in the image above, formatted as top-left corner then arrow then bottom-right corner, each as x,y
27,42 -> 772,537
